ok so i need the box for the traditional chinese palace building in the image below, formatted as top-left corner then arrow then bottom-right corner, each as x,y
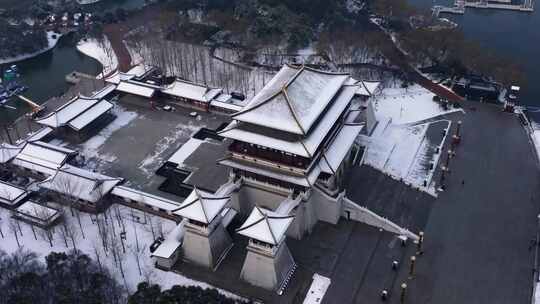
153,64 -> 416,293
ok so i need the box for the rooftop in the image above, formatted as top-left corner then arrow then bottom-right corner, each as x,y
0,181 -> 28,206
173,188 -> 231,224
0,143 -> 23,164
236,206 -> 294,245
220,85 -> 360,158
12,141 -> 76,176
116,81 -> 156,98
162,79 -> 222,103
39,165 -> 123,203
35,96 -> 104,129
152,221 -> 185,259
232,65 -> 350,135
15,201 -> 61,224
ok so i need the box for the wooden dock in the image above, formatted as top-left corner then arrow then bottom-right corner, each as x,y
432,0 -> 534,17
463,1 -> 534,12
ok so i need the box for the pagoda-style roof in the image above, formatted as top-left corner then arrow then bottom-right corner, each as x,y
236,207 -> 294,245
221,83 -> 358,158
39,165 -> 123,203
173,188 -> 231,224
232,65 -> 349,135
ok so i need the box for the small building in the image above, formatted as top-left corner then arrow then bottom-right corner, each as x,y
453,77 -> 501,102
218,65 -> 365,224
106,65 -> 157,85
35,95 -> 114,142
111,185 -> 183,221
209,93 -> 245,114
11,141 -> 77,177
91,84 -> 117,100
39,165 -> 123,213
161,79 -> 222,111
152,221 -> 186,270
236,206 -> 296,292
173,187 -> 235,270
14,201 -> 62,228
0,180 -> 29,207
116,80 -> 157,99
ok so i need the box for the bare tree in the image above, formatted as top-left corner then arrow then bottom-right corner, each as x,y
8,215 -> 21,248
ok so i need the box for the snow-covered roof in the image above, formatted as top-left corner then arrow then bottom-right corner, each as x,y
0,143 -> 23,164
233,65 -> 350,135
91,84 -> 117,100
152,221 -> 185,259
213,93 -> 248,107
319,124 -> 364,174
25,127 -> 54,142
355,81 -> 381,97
220,85 -> 358,158
35,96 -> 101,128
0,181 -> 28,205
105,71 -> 135,85
16,201 -> 61,222
236,207 -> 294,245
68,100 -> 113,131
12,141 -> 76,176
173,188 -> 231,224
161,79 -> 222,103
39,165 -> 122,203
210,100 -> 243,112
167,138 -> 204,166
111,186 -> 182,212
126,64 -> 152,78
116,81 -> 155,98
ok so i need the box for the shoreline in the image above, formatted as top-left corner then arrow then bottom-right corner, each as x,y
77,0 -> 103,4
0,31 -> 61,65
76,36 -> 119,79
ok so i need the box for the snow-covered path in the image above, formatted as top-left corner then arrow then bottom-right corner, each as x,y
77,36 -> 119,78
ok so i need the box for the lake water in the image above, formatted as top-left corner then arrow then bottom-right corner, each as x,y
408,0 -> 540,107
0,33 -> 101,124
0,0 -> 149,124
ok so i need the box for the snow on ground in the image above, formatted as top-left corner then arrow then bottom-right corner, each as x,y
358,120 -> 425,178
526,119 -> 540,164
138,121 -> 199,176
358,120 -> 440,195
372,84 -> 463,125
0,204 -> 241,299
77,36 -> 119,78
0,31 -> 61,65
358,84 -> 459,194
79,105 -> 138,162
532,130 -> 540,160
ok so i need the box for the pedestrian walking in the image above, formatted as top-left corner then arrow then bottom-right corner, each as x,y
461,179 -> 465,186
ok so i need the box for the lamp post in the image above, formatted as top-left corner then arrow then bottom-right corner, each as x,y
409,255 -> 416,278
416,231 -> 424,255
400,283 -> 407,303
